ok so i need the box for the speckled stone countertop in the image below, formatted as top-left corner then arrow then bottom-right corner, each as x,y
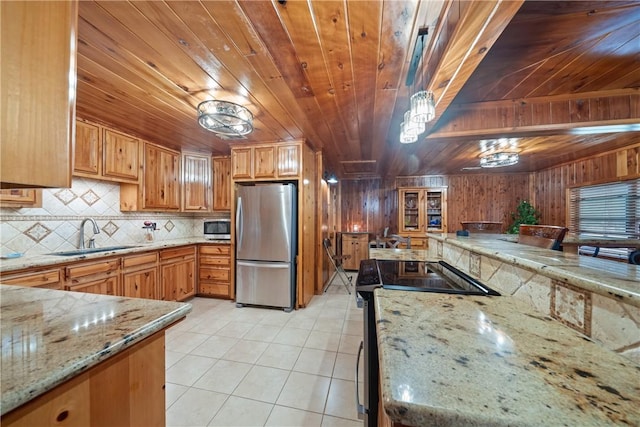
0,285 -> 192,415
427,233 -> 640,308
375,288 -> 640,426
0,237 -> 230,273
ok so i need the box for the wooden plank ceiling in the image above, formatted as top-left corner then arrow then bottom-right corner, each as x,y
76,0 -> 640,179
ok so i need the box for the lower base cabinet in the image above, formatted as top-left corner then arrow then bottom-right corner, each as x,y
160,246 -> 196,301
122,252 -> 159,300
1,331 -> 166,427
65,259 -> 121,296
198,244 -> 232,298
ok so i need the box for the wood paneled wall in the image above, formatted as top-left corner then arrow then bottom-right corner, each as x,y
336,143 -> 639,236
533,143 -> 640,228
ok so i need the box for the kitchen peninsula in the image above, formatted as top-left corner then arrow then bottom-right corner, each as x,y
0,285 -> 191,425
375,289 -> 640,426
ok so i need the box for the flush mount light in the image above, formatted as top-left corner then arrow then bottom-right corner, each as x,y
480,152 -> 519,168
197,100 -> 253,137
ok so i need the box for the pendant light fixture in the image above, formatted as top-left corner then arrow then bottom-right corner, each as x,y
197,100 -> 253,137
410,90 -> 435,123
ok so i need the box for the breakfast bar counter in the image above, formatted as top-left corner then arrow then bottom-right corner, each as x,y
0,285 -> 191,423
375,288 -> 640,426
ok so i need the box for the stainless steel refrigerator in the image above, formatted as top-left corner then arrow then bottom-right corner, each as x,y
235,183 -> 297,312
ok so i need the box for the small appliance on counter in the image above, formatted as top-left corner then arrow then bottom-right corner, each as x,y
203,218 -> 231,240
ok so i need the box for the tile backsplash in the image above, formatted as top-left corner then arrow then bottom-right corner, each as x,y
0,178 -> 227,256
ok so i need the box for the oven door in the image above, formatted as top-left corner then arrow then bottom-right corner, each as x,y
355,288 -> 378,427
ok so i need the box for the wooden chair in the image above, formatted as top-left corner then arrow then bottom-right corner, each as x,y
518,225 -> 568,251
386,234 -> 411,249
461,221 -> 503,234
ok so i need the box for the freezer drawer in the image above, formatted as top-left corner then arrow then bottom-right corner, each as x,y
236,260 -> 294,310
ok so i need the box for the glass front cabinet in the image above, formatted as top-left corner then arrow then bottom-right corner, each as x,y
398,188 -> 447,246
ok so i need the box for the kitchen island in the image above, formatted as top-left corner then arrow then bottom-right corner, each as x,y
0,285 -> 191,425
375,288 -> 640,426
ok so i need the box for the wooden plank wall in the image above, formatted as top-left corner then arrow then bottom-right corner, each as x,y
533,143 -> 640,229
337,143 -> 639,236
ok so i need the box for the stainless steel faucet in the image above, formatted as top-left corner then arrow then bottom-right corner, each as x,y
79,218 -> 101,249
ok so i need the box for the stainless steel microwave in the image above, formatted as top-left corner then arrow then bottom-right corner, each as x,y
203,219 -> 231,240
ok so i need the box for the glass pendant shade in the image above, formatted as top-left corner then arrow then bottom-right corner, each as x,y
410,90 -> 435,123
197,100 -> 253,136
404,110 -> 425,135
480,152 -> 519,168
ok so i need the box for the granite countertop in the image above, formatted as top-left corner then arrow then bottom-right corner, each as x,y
375,288 -> 640,426
427,233 -> 640,308
0,285 -> 192,415
0,237 -> 230,273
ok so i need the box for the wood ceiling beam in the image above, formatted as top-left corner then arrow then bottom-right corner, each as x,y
425,0 -> 525,129
428,89 -> 640,140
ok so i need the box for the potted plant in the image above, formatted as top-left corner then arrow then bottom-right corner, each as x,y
507,200 -> 541,234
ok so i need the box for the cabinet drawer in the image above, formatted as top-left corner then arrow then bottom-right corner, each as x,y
199,267 -> 230,281
123,252 -> 158,269
65,259 -> 120,280
1,269 -> 61,288
199,282 -> 229,296
200,255 -> 230,266
160,246 -> 196,261
200,245 -> 231,256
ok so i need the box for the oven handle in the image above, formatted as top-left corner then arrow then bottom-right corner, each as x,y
355,340 -> 366,417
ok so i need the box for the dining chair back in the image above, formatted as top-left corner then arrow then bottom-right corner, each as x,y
518,225 -> 568,251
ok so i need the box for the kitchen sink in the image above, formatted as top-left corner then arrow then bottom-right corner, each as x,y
48,245 -> 140,256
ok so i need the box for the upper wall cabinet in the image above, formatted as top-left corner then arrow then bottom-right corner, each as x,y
120,142 -> 181,212
0,189 -> 42,208
74,120 -> 140,184
1,1 -> 78,189
231,142 -> 302,181
213,156 -> 231,211
182,152 -> 212,212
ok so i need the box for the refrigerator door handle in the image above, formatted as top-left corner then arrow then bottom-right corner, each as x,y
236,196 -> 243,250
237,260 -> 290,269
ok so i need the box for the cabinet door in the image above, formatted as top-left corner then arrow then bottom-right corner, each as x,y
254,146 -> 276,178
143,143 -> 181,210
1,1 -> 77,188
425,190 -> 444,232
277,144 -> 301,178
123,267 -> 157,300
231,147 -> 253,179
103,129 -> 139,182
161,259 -> 195,302
75,121 -> 101,176
212,156 -> 231,211
399,189 -> 424,233
0,189 -> 42,207
67,276 -> 120,296
182,152 -> 211,211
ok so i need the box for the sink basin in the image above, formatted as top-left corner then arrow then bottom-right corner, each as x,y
48,245 -> 140,256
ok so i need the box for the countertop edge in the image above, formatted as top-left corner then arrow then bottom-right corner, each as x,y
427,233 -> 640,307
0,238 -> 230,273
0,295 -> 191,416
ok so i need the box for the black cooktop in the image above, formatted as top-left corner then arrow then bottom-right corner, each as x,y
356,259 -> 500,296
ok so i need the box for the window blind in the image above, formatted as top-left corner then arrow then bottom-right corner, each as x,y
568,179 -> 640,259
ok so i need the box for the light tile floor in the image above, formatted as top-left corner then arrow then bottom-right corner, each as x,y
165,273 -> 364,427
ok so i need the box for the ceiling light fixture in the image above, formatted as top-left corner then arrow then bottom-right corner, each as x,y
197,100 -> 253,137
409,90 -> 435,123
480,152 -> 519,168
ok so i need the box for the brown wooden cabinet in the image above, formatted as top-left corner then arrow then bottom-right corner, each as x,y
65,259 -> 121,296
2,331 -> 167,427
121,142 -> 181,211
1,1 -> 77,188
198,244 -> 232,298
122,252 -> 159,299
160,246 -> 196,301
0,189 -> 42,207
231,142 -> 302,181
0,268 -> 63,290
182,152 -> 212,211
74,121 -> 141,183
398,187 -> 447,247
213,156 -> 231,211
341,233 -> 369,270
